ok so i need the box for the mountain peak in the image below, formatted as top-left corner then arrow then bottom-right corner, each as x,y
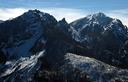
59,18 -> 68,24
22,9 -> 45,18
93,12 -> 106,17
19,9 -> 57,25
86,12 -> 107,20
58,18 -> 69,30
26,9 -> 46,16
28,9 -> 41,13
61,18 -> 66,22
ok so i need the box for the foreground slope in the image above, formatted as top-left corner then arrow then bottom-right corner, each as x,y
1,52 -> 128,82
62,53 -> 128,82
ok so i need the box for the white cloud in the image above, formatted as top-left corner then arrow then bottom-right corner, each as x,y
106,9 -> 128,26
40,8 -> 88,23
0,8 -> 27,20
0,8 -> 127,26
0,8 -> 87,23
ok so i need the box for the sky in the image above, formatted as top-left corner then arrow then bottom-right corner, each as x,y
0,0 -> 128,26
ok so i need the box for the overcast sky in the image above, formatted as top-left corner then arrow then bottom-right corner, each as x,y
0,0 -> 128,26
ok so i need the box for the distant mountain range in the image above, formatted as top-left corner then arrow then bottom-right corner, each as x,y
0,10 -> 128,82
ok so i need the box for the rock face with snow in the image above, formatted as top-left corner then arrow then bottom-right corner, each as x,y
0,10 -> 57,60
0,51 -> 45,82
0,10 -> 128,82
70,13 -> 128,68
62,53 -> 128,82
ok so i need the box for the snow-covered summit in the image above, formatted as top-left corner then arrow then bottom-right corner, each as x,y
86,12 -> 107,20
71,12 -> 114,30
70,12 -> 127,40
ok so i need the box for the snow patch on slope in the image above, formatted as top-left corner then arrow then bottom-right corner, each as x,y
5,22 -> 43,59
0,50 -> 45,82
64,53 -> 128,82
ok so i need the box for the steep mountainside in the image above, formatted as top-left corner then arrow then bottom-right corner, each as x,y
70,13 -> 128,68
0,10 -> 57,60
